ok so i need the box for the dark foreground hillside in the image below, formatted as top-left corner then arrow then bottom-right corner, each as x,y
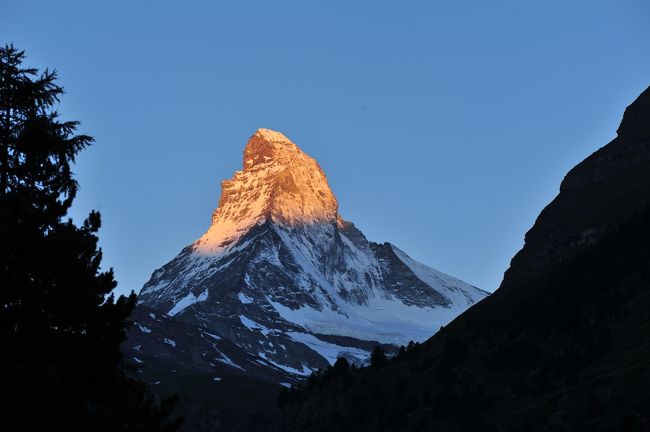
263,86 -> 650,432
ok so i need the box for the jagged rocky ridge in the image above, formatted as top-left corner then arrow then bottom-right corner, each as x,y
128,128 -> 487,386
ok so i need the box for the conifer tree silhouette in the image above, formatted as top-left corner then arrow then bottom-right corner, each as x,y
0,44 -> 179,431
370,345 -> 387,368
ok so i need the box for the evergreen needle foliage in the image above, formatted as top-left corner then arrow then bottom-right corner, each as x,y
0,44 -> 180,431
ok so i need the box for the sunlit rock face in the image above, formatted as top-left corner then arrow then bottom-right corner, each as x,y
133,129 -> 488,385
195,128 -> 338,254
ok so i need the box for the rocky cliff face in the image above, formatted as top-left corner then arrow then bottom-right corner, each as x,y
128,128 -> 487,387
197,128 -> 338,254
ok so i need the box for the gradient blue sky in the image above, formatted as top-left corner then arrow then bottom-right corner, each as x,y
3,1 -> 649,297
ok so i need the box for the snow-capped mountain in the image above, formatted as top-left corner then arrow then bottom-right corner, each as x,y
129,128 -> 488,384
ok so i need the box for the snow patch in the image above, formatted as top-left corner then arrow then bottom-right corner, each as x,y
167,289 -> 209,316
392,246 -> 489,306
258,352 -> 313,376
137,324 -> 152,334
203,331 -> 222,340
215,352 -> 245,371
239,315 -> 273,336
287,332 -> 369,365
238,292 -> 254,304
268,294 -> 462,346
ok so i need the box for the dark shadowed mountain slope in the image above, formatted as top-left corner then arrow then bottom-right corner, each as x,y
268,87 -> 650,432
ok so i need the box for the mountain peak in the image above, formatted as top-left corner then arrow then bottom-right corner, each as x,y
244,128 -> 298,170
195,129 -> 338,253
253,127 -> 292,143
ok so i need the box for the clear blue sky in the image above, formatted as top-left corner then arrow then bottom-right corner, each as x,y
3,1 -> 649,297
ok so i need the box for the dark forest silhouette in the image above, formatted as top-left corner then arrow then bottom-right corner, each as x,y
0,44 -> 179,431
